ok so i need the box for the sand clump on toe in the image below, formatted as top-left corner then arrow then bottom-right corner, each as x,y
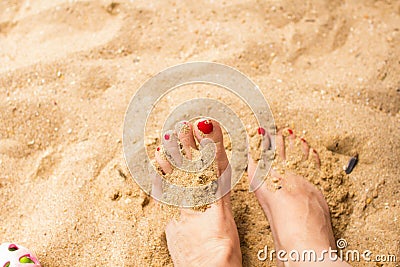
152,125 -> 226,210
156,147 -> 218,188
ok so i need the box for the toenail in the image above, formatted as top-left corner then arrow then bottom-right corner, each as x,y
257,127 -> 266,135
312,149 -> 317,153
197,119 -> 213,134
288,129 -> 293,135
301,138 -> 306,143
164,134 -> 170,140
156,147 -> 160,151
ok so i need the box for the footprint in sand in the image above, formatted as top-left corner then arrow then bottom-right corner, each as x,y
0,1 -> 122,72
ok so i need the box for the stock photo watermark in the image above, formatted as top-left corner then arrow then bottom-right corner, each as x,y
257,238 -> 397,263
123,62 -> 275,207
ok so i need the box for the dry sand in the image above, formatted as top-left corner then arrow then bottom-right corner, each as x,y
0,0 -> 399,266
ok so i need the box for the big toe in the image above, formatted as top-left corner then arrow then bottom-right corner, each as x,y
193,118 -> 228,175
193,118 -> 233,203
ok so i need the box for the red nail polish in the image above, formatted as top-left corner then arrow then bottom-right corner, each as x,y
164,134 -> 170,140
313,149 -> 317,153
157,147 -> 160,151
257,127 -> 266,135
301,138 -> 306,143
197,119 -> 213,134
183,121 -> 188,125
288,129 -> 293,135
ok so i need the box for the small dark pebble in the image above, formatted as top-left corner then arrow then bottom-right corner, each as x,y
118,168 -> 127,180
141,196 -> 150,208
111,191 -> 122,201
345,154 -> 358,174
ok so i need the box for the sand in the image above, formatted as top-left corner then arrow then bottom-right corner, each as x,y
0,0 -> 399,266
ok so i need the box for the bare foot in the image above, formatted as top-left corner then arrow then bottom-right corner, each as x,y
155,119 -> 242,267
248,128 -> 351,267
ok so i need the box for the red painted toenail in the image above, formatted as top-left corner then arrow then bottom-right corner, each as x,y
164,134 -> 170,140
301,138 -> 306,143
313,149 -> 317,153
288,129 -> 293,135
197,119 -> 213,134
156,147 -> 160,151
257,127 -> 266,135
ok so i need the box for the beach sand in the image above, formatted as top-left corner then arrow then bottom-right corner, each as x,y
0,0 -> 399,266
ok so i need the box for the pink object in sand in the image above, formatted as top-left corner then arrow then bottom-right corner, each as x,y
0,243 -> 41,267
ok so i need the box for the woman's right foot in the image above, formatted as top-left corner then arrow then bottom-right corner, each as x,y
155,119 -> 242,267
248,128 -> 351,267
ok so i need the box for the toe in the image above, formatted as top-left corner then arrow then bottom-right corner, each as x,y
248,127 -> 272,191
193,118 -> 228,175
286,128 -> 295,140
247,153 -> 257,185
284,128 -> 296,152
275,129 -> 286,161
257,126 -> 271,149
193,118 -> 223,146
162,130 -> 182,167
193,118 -> 232,203
151,167 -> 163,199
175,121 -> 197,160
300,138 -> 310,160
310,148 -> 321,168
155,146 -> 173,174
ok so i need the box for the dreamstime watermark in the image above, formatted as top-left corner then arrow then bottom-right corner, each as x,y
123,62 -> 276,207
257,238 -> 398,263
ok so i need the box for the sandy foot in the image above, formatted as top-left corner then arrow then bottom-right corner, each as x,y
248,128 -> 351,267
155,119 -> 242,266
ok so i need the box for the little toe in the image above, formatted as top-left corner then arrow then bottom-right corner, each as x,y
151,165 -> 163,200
155,146 -> 173,174
162,130 -> 183,167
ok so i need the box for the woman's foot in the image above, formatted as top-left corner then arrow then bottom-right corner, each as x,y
248,128 -> 351,267
155,119 -> 242,267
